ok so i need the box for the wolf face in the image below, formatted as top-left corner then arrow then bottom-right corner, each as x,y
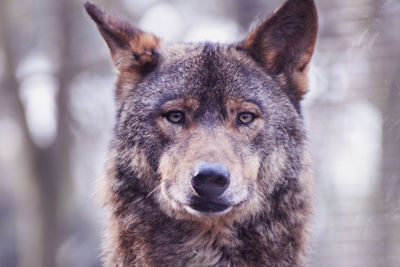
85,0 -> 317,265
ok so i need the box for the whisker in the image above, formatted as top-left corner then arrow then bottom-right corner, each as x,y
146,184 -> 161,199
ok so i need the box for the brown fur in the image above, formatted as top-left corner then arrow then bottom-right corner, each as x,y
85,0 -> 318,266
84,1 -> 160,104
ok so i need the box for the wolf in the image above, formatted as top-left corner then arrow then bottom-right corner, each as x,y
85,0 -> 318,266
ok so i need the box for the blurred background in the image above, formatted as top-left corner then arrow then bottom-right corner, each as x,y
0,0 -> 399,266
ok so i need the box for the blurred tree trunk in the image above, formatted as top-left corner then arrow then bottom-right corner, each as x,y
38,0 -> 76,264
370,0 -> 400,265
0,0 -> 77,266
380,70 -> 400,267
0,2 -> 44,267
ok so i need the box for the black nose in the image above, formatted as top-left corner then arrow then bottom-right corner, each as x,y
192,162 -> 230,200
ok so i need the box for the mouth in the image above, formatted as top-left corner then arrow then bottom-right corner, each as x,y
188,196 -> 231,214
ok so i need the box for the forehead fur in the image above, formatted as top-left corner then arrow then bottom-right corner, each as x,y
120,42 -> 291,109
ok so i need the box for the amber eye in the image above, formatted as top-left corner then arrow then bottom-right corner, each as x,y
166,110 -> 185,124
237,112 -> 256,125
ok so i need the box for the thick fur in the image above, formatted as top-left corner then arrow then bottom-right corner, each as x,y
85,0 -> 318,266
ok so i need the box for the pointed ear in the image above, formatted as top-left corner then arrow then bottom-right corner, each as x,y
84,1 -> 160,72
240,0 -> 318,100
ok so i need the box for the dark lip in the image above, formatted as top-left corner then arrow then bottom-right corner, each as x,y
189,197 -> 231,213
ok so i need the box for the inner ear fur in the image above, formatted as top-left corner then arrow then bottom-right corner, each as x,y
84,2 -> 160,103
240,0 -> 318,100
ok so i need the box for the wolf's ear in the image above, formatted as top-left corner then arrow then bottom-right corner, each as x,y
240,0 -> 318,100
84,2 -> 160,73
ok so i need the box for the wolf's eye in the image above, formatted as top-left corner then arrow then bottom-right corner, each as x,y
166,110 -> 185,124
237,112 -> 256,125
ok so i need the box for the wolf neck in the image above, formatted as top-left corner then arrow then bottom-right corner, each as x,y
107,192 -> 306,267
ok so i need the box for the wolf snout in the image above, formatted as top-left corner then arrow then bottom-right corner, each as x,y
192,162 -> 230,200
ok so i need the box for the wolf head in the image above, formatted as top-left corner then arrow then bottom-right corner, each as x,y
85,0 -> 317,222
